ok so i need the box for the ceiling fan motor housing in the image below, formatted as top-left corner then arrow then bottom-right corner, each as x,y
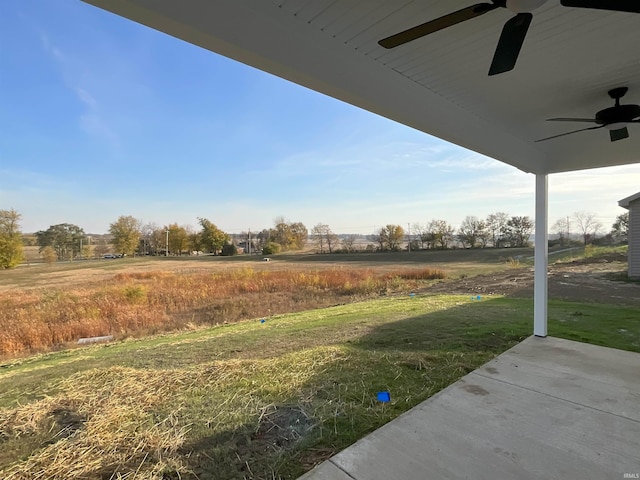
505,0 -> 548,13
595,104 -> 640,126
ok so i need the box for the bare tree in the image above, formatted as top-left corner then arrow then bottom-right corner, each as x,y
142,222 -> 164,255
420,222 -> 438,250
552,217 -> 571,246
573,211 -> 603,245
327,231 -> 339,253
311,223 -> 339,253
140,222 -> 155,255
427,219 -> 455,250
477,228 -> 490,248
457,216 -> 486,248
369,231 -> 385,251
341,234 -> 358,253
486,212 -> 509,248
502,216 -> 534,248
311,224 -> 327,253
411,223 -> 428,249
94,240 -> 110,257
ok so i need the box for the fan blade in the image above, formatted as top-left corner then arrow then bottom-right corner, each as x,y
610,127 -> 629,141
489,13 -> 533,76
535,125 -> 604,142
560,0 -> 640,13
547,117 -> 598,123
378,3 -> 499,49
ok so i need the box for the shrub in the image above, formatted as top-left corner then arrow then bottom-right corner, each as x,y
262,242 -> 281,255
123,285 -> 147,303
505,256 -> 521,267
221,243 -> 238,256
41,246 -> 57,264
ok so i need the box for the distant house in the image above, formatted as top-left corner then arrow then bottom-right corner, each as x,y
618,191 -> 640,280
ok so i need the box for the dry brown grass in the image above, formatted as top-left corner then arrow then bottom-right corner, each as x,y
0,267 -> 445,358
0,367 -> 191,479
393,267 -> 447,280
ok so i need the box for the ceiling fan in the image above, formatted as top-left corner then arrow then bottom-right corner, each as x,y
378,0 -> 640,76
536,87 -> 640,143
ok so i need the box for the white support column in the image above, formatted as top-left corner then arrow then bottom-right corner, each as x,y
534,173 -> 548,337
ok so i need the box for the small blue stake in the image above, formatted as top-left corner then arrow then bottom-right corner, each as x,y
377,391 -> 391,403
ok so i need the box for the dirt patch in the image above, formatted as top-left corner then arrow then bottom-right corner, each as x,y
250,405 -> 315,452
50,408 -> 86,437
429,253 -> 640,306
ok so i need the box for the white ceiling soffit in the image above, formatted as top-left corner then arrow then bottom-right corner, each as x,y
82,0 -> 640,175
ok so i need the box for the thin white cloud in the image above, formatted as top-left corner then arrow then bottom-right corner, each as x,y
269,138 -> 504,180
76,88 -> 98,110
421,152 -> 507,172
36,28 -> 120,148
39,30 -> 64,61
551,165 -> 640,195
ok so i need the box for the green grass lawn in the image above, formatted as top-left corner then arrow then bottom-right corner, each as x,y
1,293 -> 637,479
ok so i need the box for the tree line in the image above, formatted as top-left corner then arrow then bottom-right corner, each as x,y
366,214 -> 534,252
0,208 -> 630,269
368,210 -> 628,253
0,211 -> 312,267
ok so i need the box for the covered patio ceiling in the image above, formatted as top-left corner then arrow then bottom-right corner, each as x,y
83,0 -> 640,175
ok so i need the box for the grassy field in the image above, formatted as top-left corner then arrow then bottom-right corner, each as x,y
0,292 -> 638,479
1,247 -> 542,292
0,247 -> 543,358
0,246 -> 635,479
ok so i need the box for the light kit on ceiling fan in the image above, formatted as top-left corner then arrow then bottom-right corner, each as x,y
378,1 -> 640,76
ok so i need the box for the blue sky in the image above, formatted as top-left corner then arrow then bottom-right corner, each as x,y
1,1 -> 637,235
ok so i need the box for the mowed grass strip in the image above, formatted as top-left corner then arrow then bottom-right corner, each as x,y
0,294 -> 638,479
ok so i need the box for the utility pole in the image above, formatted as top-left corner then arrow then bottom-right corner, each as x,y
165,229 -> 169,257
407,223 -> 411,252
248,229 -> 251,255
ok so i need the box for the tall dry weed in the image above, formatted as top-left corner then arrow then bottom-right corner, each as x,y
0,267 -> 444,358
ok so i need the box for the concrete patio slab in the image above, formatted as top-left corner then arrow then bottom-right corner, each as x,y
299,336 -> 640,480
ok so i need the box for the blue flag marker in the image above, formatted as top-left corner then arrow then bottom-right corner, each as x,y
260,319 -> 266,324
477,295 -> 482,300
377,391 -> 391,403
409,293 -> 415,297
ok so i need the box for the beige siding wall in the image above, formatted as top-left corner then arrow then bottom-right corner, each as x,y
630,200 -> 640,280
